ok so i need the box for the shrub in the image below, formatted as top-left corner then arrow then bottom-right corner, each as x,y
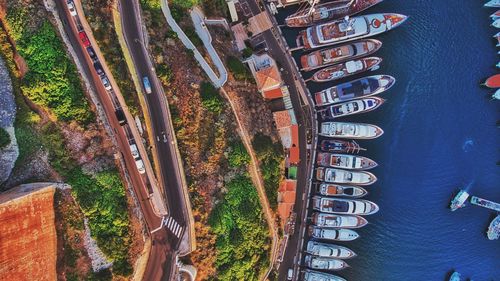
226,56 -> 252,81
242,47 -> 253,59
184,26 -> 203,47
200,81 -> 224,114
0,127 -> 10,149
227,141 -> 250,168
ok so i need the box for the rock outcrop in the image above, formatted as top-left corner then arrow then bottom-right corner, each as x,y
0,183 -> 57,281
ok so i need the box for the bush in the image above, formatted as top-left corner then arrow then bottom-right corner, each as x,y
184,26 -> 203,47
252,133 -> 283,210
226,56 -> 252,81
200,81 -> 224,114
227,141 -> 250,168
6,9 -> 93,124
0,127 -> 10,149
209,175 -> 270,281
242,47 -> 253,59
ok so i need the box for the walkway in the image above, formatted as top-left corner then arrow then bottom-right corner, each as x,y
161,0 -> 227,88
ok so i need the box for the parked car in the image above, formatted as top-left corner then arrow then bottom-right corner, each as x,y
86,46 -> 98,62
66,0 -> 77,16
101,76 -> 112,90
78,31 -> 90,47
142,76 -> 152,94
135,159 -> 145,174
93,61 -> 105,76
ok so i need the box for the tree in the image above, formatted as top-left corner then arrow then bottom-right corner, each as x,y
0,127 -> 11,149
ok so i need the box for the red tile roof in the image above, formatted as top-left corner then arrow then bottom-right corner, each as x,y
263,87 -> 283,99
289,125 -> 300,165
273,110 -> 292,129
255,66 -> 281,92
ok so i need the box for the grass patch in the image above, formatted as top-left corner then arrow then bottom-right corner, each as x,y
209,175 -> 270,281
252,133 -> 283,210
0,127 -> 10,149
227,140 -> 250,168
226,56 -> 253,81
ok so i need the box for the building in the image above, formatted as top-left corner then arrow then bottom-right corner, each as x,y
247,53 -> 283,94
277,179 -> 297,225
226,0 -> 239,22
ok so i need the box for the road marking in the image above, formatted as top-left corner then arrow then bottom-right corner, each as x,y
163,216 -> 183,238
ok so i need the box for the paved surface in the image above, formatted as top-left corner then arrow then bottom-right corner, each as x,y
119,0 -> 193,279
241,1 -> 317,280
52,2 -> 179,281
161,0 -> 226,88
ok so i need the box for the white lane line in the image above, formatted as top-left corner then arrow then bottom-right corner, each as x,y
172,224 -> 179,234
176,227 -> 183,237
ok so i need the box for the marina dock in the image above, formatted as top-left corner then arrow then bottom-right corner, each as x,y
470,196 -> 500,212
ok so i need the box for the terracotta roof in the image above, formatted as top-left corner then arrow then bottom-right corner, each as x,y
279,179 -> 297,192
289,125 -> 300,165
263,87 -> 283,99
273,110 -> 292,129
278,127 -> 292,148
255,66 -> 281,92
278,203 -> 294,224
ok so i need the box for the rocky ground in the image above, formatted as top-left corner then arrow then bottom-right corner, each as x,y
0,56 -> 17,185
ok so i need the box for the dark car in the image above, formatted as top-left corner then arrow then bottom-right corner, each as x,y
86,46 -> 98,62
93,61 -> 105,76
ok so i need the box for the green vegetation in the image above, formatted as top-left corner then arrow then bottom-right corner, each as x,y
172,0 -> 198,10
156,63 -> 173,85
201,0 -> 229,18
184,26 -> 203,47
226,55 -> 253,81
242,47 -> 253,59
0,127 -> 10,149
252,133 -> 283,210
227,140 -> 251,168
200,81 -> 224,114
209,175 -> 270,281
6,9 -> 93,124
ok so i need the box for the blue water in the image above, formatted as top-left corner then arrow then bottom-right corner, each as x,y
279,1 -> 500,280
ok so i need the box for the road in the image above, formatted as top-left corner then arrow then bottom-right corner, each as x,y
119,0 -> 193,279
241,0 -> 317,280
51,1 -> 174,280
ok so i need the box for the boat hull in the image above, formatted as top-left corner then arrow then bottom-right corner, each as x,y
485,74 -> 500,88
311,57 -> 382,82
304,255 -> 350,271
304,270 -> 347,281
312,212 -> 368,228
319,97 -> 385,119
319,122 -> 384,140
301,39 -> 382,71
314,75 -> 395,106
306,241 -> 356,259
309,226 -> 360,241
319,140 -> 365,153
316,183 -> 368,198
316,167 -> 377,185
312,196 -> 380,215
316,153 -> 378,170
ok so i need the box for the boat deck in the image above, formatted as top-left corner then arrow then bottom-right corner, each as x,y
470,196 -> 500,212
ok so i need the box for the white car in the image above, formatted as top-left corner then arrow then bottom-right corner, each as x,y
101,76 -> 112,91
66,1 -> 77,16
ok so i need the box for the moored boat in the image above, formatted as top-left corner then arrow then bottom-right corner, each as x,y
487,215 -> 500,240
316,153 -> 378,170
312,212 -> 368,228
449,271 -> 461,281
316,183 -> 368,198
306,241 -> 356,259
285,0 -> 383,28
494,32 -> 500,47
312,196 -> 379,215
491,10 -> 500,20
316,167 -> 377,185
304,255 -> 350,271
319,139 -> 366,153
449,190 -> 469,211
492,19 -> 500,28
311,57 -> 382,82
303,269 -> 347,281
314,75 -> 395,106
301,39 -> 382,71
319,122 -> 384,139
309,226 -> 360,241
485,0 -> 500,8
319,97 -> 385,119
484,74 -> 500,88
296,13 -> 408,50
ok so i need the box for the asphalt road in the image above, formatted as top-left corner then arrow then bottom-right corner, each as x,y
243,0 -> 317,280
119,0 -> 190,279
54,1 -> 180,281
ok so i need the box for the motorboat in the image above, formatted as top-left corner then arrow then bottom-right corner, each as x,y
319,97 -> 385,119
306,241 -> 356,259
314,75 -> 395,106
492,19 -> 500,28
485,74 -> 500,88
487,215 -> 500,240
316,167 -> 377,185
312,196 -> 379,215
316,183 -> 368,198
304,255 -> 350,271
449,190 -> 469,211
319,122 -> 384,139
309,226 -> 360,241
485,0 -> 500,8
312,212 -> 368,228
285,0 -> 383,28
316,153 -> 378,170
491,10 -> 500,20
301,39 -> 382,71
449,271 -> 461,281
319,139 -> 366,153
310,57 -> 382,82
494,32 -> 500,47
296,13 -> 408,49
303,269 -> 347,281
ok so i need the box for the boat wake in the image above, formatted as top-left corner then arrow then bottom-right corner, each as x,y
462,138 -> 474,152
